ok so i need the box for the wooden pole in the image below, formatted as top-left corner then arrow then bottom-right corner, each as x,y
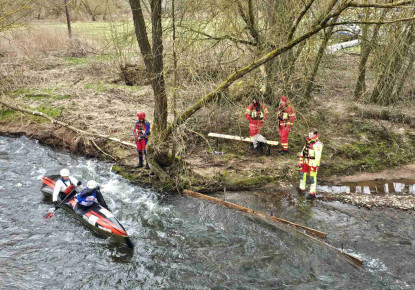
208,132 -> 279,146
183,189 -> 363,267
184,189 -> 326,238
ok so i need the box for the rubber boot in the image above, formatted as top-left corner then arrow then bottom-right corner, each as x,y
256,142 -> 264,153
306,193 -> 316,200
297,188 -> 306,195
266,144 -> 271,156
249,142 -> 254,150
137,156 -> 143,168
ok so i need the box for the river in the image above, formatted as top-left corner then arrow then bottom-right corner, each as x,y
0,136 -> 414,289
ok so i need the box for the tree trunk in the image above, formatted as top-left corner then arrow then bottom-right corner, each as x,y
394,45 -> 415,98
370,23 -> 415,105
303,17 -> 338,101
354,4 -> 386,101
128,0 -> 153,78
63,0 -> 72,38
150,0 -> 168,133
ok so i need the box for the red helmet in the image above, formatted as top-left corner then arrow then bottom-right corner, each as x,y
137,112 -> 145,121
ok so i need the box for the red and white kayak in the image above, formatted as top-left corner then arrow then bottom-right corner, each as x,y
41,175 -> 134,248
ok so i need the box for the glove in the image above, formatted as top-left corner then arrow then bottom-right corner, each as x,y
297,162 -> 302,169
54,202 -> 59,210
77,181 -> 82,186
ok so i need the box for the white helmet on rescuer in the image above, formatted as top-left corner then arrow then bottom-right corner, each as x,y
87,180 -> 98,189
60,168 -> 70,177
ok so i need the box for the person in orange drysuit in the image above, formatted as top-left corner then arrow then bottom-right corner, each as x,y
245,98 -> 269,149
298,128 -> 323,200
277,96 -> 296,155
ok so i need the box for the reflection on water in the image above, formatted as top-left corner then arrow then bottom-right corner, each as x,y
318,180 -> 415,195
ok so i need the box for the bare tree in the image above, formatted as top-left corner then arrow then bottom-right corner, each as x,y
129,0 -> 167,134
370,21 -> 415,104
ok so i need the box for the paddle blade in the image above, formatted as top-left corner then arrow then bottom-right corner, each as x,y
45,208 -> 55,219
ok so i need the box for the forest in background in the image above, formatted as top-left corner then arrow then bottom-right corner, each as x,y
1,0 -> 415,191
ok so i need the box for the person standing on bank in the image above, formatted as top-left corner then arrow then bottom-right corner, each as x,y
53,168 -> 81,205
133,112 -> 150,169
245,98 -> 269,149
297,129 -> 323,200
277,96 -> 296,154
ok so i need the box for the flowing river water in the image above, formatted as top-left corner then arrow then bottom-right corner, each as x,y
0,136 -> 414,289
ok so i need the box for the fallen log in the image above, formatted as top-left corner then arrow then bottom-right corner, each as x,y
208,132 -> 279,146
183,189 -> 363,268
184,189 -> 326,238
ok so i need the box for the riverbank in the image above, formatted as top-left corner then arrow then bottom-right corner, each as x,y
1,23 -> 415,210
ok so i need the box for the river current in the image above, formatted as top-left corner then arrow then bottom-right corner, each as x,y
0,136 -> 414,289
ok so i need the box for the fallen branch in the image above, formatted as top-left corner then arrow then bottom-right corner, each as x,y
91,140 -> 117,161
0,97 -> 136,148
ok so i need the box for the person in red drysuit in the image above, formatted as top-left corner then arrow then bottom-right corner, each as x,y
245,98 -> 269,137
133,112 -> 150,169
277,96 -> 296,155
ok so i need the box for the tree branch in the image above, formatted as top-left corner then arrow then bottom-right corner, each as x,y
178,25 -> 258,47
326,17 -> 415,26
0,98 -> 136,148
348,0 -> 415,8
160,0 -> 415,142
287,0 -> 317,41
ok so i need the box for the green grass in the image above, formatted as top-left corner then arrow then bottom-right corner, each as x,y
320,120 -> 415,176
0,106 -> 62,123
13,88 -> 70,100
0,109 -> 19,121
35,105 -> 62,117
65,57 -> 90,65
33,22 -> 136,41
65,54 -> 115,66
84,82 -> 142,93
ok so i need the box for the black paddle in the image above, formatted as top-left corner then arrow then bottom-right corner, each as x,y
45,185 -> 76,219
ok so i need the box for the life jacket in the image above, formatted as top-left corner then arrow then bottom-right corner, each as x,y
135,121 -> 150,137
278,104 -> 295,124
278,106 -> 289,121
247,103 -> 266,120
302,137 -> 320,159
60,178 -> 74,195
77,188 -> 97,207
63,185 -> 75,195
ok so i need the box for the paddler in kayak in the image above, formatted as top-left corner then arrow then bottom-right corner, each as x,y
53,168 -> 81,207
77,180 -> 110,210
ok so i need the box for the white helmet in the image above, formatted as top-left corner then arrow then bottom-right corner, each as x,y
87,180 -> 98,189
60,168 -> 70,177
